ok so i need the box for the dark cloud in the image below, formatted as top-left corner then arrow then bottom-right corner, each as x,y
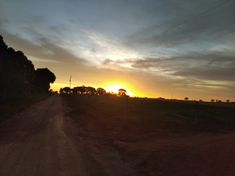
104,52 -> 235,82
126,0 -> 235,51
174,67 -> 235,81
0,30 -> 85,65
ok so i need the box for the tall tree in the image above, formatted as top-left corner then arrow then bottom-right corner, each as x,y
34,68 -> 56,93
0,36 -> 35,100
0,35 -> 56,102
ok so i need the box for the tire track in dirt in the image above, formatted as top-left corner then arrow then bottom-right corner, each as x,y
0,95 -> 88,176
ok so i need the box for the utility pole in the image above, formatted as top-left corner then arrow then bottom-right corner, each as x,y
69,75 -> 72,88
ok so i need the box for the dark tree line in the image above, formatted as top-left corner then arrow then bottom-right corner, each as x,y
60,86 -> 106,95
0,35 -> 56,102
60,86 -> 128,97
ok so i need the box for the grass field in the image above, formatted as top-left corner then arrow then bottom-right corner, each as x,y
62,95 -> 235,175
64,95 -> 235,135
1,94 -> 234,175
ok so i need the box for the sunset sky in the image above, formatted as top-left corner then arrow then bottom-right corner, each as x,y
1,0 -> 235,101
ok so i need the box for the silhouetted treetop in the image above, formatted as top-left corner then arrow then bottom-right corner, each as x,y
60,87 -> 72,94
34,68 -> 56,93
0,35 -> 56,102
118,88 -> 127,96
97,88 -> 106,95
0,35 -> 7,50
60,86 -> 130,97
85,86 -> 97,95
73,86 -> 86,94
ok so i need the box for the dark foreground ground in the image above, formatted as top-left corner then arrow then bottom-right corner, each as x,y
1,95 -> 235,176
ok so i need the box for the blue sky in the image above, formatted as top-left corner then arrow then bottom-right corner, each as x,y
1,0 -> 235,100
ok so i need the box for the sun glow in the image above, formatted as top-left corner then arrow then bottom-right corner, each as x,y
105,84 -> 123,93
51,80 -> 141,97
102,82 -> 136,97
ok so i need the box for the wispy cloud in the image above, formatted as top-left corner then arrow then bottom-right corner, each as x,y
125,0 -> 235,54
0,30 -> 86,65
1,0 -> 235,100
103,52 -> 235,82
52,28 -> 142,65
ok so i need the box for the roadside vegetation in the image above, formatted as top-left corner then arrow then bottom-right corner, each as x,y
0,36 -> 56,122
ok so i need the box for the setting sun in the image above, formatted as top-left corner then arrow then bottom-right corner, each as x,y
103,83 -> 136,97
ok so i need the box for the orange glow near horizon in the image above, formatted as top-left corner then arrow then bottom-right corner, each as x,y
100,80 -> 143,97
50,82 -> 68,92
104,84 -> 135,97
51,80 -> 142,97
50,80 -> 233,101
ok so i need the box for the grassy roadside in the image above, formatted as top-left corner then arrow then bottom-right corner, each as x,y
0,93 -> 53,123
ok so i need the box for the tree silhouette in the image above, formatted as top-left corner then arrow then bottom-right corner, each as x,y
97,88 -> 106,95
73,86 -> 86,94
0,36 -> 35,100
60,85 -> 132,97
60,87 -> 72,94
85,86 -> 97,95
118,88 -> 127,96
0,35 -> 56,102
34,68 -> 56,93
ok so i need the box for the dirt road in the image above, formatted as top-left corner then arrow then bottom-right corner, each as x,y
1,95 -> 235,176
0,95 -> 89,176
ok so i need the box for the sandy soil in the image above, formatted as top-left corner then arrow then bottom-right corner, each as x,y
1,95 -> 235,176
